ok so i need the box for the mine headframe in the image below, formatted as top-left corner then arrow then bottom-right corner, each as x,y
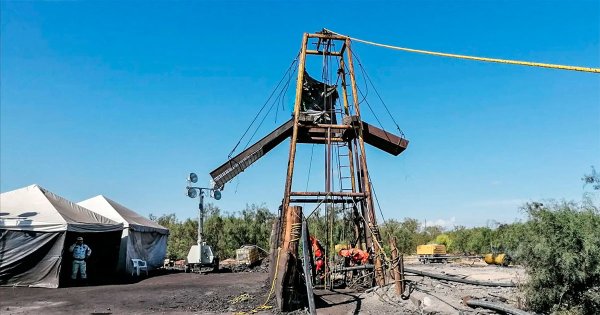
209,30 -> 409,311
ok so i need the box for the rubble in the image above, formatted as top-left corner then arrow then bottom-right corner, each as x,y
220,257 -> 270,273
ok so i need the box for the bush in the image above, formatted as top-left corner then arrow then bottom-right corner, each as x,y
516,200 -> 600,314
152,203 -> 275,259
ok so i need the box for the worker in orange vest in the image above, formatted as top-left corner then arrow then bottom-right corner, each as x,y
338,248 -> 370,265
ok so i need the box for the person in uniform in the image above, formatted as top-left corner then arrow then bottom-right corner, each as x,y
69,236 -> 92,283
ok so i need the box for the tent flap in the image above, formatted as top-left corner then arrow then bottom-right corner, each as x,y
0,230 -> 65,288
126,231 -> 168,273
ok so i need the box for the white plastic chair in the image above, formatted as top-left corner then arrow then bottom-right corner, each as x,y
131,259 -> 148,276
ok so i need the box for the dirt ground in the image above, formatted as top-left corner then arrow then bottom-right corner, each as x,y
372,258 -> 527,314
0,260 -> 527,315
0,271 -> 271,315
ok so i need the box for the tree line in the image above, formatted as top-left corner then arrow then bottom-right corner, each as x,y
151,194 -> 599,314
151,203 -> 275,260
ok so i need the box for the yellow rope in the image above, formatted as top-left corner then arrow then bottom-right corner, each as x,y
234,247 -> 281,315
229,293 -> 251,304
324,28 -> 600,74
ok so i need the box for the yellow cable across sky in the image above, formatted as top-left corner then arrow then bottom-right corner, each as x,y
324,29 -> 600,74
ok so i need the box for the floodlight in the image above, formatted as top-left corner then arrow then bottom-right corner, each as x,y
213,190 -> 222,200
187,187 -> 198,198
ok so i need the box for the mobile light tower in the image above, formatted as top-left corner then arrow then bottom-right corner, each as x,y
185,172 -> 222,273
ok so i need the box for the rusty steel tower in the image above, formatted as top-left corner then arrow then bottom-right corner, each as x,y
210,30 -> 408,311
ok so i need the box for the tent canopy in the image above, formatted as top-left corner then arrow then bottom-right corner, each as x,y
0,185 -> 123,233
78,195 -> 168,234
1,184 -> 123,288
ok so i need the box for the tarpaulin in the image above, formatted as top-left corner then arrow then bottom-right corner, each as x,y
301,71 -> 339,124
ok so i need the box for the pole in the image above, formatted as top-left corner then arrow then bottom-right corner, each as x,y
282,33 -> 309,211
389,237 -> 403,295
198,191 -> 204,263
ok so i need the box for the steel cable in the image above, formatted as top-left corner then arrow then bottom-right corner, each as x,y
324,28 -> 600,74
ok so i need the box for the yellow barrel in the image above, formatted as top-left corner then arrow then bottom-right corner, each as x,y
494,253 -> 506,265
484,253 -> 495,264
484,253 -> 510,266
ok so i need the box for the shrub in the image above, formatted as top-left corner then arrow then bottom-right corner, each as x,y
516,200 -> 600,314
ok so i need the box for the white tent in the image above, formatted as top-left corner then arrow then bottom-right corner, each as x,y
0,184 -> 124,288
78,195 -> 168,274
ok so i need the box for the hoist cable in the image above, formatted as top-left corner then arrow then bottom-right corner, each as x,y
324,28 -> 600,74
352,51 -> 406,138
274,65 -> 294,123
227,54 -> 300,159
243,65 -> 298,151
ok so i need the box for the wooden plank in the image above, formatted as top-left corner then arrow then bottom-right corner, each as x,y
301,219 -> 316,315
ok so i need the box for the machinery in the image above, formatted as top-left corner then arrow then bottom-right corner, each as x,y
186,243 -> 218,273
184,172 -> 221,273
417,244 -> 449,264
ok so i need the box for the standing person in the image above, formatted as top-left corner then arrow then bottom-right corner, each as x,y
69,236 -> 92,284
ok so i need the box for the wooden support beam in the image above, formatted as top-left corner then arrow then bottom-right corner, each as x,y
275,206 -> 303,311
306,50 -> 343,56
289,198 -> 362,204
290,191 -> 366,197
389,237 -> 404,296
282,33 -> 308,213
307,33 -> 348,41
301,136 -> 345,143
314,123 -> 353,129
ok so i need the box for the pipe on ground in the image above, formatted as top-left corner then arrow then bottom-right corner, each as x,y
463,297 -> 530,315
404,268 -> 516,287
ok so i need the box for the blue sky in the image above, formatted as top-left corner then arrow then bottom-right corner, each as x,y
1,1 -> 599,228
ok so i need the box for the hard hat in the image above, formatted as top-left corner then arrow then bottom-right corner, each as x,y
76,237 -> 83,241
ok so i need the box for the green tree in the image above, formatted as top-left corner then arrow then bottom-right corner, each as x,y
380,218 -> 428,254
516,200 -> 600,314
582,166 -> 600,190
448,225 -> 470,254
151,213 -> 197,259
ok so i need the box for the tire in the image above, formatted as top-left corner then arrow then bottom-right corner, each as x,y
212,258 -> 220,272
